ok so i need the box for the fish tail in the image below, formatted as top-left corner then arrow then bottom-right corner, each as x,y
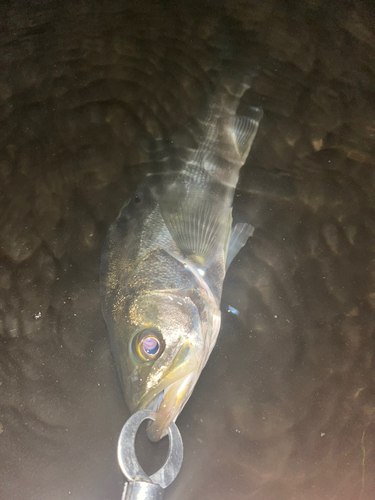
221,69 -> 258,98
207,67 -> 259,118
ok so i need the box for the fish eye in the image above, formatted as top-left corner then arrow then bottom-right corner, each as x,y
135,329 -> 164,361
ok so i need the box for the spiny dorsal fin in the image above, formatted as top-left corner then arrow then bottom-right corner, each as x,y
232,107 -> 263,162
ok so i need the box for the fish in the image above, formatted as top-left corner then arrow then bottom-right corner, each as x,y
100,74 -> 262,442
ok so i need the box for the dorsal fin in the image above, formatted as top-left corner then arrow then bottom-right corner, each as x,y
232,107 -> 263,161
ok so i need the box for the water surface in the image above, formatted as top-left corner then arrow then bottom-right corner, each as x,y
0,1 -> 374,499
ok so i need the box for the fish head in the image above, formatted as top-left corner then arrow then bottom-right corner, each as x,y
114,289 -> 219,442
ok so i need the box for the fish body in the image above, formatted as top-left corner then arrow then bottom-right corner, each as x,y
100,75 -> 262,441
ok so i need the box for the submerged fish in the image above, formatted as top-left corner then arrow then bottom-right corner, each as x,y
100,75 -> 262,441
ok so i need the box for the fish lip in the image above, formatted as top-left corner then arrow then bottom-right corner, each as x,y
146,374 -> 194,442
135,343 -> 199,441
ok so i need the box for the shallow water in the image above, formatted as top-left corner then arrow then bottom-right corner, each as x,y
1,1 -> 375,499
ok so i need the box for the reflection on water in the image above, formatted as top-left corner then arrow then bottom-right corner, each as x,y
0,1 -> 374,499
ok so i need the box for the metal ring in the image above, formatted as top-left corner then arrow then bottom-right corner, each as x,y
117,409 -> 184,489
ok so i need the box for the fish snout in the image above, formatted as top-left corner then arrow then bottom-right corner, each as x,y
144,343 -> 200,442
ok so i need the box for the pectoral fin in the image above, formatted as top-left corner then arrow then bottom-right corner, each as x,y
161,189 -> 228,265
232,107 -> 263,162
226,222 -> 254,270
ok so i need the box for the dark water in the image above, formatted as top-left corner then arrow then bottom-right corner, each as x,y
1,1 -> 374,499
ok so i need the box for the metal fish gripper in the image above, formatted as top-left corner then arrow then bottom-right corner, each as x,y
117,409 -> 184,499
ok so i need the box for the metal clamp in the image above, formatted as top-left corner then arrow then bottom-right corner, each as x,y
118,409 -> 184,499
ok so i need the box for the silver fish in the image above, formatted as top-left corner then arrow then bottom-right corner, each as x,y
100,75 -> 262,441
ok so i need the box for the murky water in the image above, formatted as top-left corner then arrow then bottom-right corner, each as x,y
1,1 -> 374,499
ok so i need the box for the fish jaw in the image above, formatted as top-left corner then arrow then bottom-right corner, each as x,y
146,373 -> 195,442
135,342 -> 200,442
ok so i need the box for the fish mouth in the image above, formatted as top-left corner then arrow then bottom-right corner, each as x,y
136,343 -> 199,442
